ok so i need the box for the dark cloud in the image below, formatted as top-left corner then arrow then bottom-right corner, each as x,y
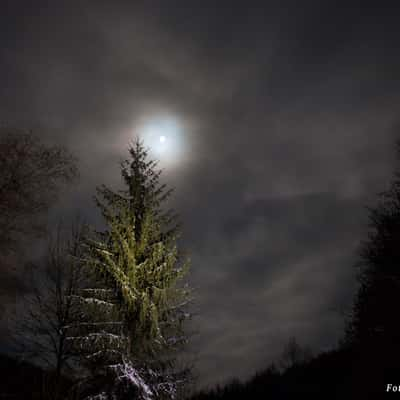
2,0 -> 400,388
183,191 -> 364,385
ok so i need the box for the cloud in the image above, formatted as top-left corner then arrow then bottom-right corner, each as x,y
1,0 -> 400,388
184,192 -> 364,385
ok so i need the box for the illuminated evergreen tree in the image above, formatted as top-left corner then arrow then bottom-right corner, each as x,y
69,140 -> 191,400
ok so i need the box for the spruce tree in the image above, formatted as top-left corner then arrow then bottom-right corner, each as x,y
69,140 -> 191,400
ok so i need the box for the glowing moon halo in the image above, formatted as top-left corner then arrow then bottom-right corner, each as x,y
137,116 -> 184,167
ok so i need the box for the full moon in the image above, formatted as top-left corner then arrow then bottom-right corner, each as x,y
137,115 -> 185,167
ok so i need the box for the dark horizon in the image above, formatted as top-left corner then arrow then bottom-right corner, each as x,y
2,1 -> 400,390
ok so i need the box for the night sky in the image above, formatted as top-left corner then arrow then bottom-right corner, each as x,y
2,0 -> 400,389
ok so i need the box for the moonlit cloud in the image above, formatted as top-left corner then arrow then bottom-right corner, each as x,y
1,0 -> 400,390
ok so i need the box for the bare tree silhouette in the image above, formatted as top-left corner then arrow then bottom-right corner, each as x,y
0,129 -> 78,253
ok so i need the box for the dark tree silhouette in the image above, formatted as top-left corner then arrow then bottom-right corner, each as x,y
13,224 -> 86,399
278,337 -> 312,372
0,129 -> 78,252
344,141 -> 400,389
